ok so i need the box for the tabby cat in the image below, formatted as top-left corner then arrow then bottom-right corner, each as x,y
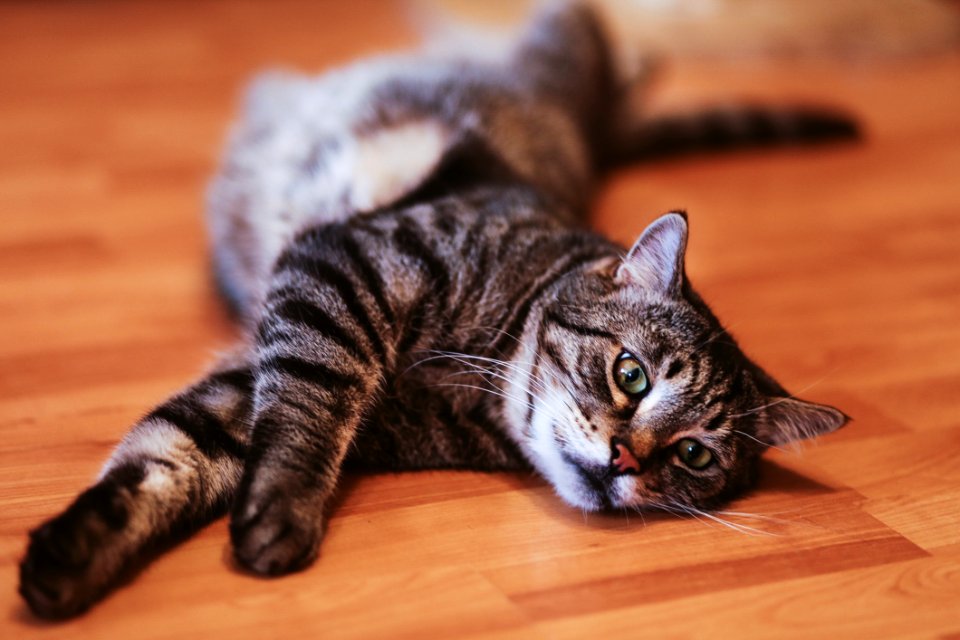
19,0 -> 853,619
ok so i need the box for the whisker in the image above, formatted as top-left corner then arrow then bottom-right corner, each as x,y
438,355 -> 552,395
440,364 -> 548,395
429,382 -> 537,412
729,368 -> 842,419
629,504 -> 648,528
430,374 -> 570,430
642,500 -> 778,537
689,321 -> 744,356
419,350 -> 554,393
700,511 -> 780,538
714,510 -> 797,527
642,502 -> 692,525
668,504 -> 712,529
467,324 -> 527,348
535,352 -> 579,407
732,429 -> 791,454
686,507 -> 779,537
665,501 -> 777,537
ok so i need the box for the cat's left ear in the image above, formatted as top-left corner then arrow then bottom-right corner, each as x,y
755,397 -> 850,447
615,211 -> 688,296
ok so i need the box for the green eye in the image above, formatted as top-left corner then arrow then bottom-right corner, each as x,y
676,438 -> 714,470
614,353 -> 649,396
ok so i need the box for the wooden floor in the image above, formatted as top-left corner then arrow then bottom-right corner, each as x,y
2,1 -> 959,638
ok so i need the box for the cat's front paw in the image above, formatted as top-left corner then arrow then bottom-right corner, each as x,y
18,471 -> 141,619
229,485 -> 322,576
19,512 -> 103,619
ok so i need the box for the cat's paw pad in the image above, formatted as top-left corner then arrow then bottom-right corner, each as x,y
19,517 -> 99,619
229,493 -> 321,576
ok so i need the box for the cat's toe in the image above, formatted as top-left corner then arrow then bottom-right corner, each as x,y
229,496 -> 320,576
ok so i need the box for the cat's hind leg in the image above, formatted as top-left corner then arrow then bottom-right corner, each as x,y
18,356 -> 254,619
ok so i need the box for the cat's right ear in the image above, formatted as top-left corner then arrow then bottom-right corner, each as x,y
756,396 -> 850,447
615,211 -> 688,297
745,359 -> 850,446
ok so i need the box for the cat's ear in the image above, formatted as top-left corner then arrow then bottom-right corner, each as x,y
615,211 -> 688,296
755,397 -> 850,446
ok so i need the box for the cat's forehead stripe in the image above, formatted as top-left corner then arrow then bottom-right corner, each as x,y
664,359 -> 684,379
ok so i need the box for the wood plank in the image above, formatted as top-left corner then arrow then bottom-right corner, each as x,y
535,555 -> 960,639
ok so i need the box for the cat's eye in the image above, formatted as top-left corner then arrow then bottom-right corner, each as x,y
614,352 -> 649,396
676,438 -> 713,470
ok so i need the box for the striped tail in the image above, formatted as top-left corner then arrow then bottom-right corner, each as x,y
607,103 -> 861,165
18,356 -> 253,619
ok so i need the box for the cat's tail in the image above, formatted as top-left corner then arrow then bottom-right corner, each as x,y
508,2 -> 861,165
18,352 -> 253,619
604,103 -> 861,166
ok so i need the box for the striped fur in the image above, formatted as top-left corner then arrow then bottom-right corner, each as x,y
20,0 -> 852,619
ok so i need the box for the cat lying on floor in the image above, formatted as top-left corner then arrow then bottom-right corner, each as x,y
19,0 -> 853,619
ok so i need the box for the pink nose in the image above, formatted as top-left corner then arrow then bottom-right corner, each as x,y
611,438 -> 641,475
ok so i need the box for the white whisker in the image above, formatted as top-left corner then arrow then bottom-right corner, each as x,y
732,429 -> 791,454
419,350 -> 554,395
714,510 -> 796,527
436,354 -> 551,395
429,382 -> 537,412
642,499 -> 779,537
686,506 -> 778,537
729,369 -> 841,419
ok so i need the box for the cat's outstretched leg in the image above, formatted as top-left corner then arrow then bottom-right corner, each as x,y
19,355 -> 254,619
229,229 -> 394,576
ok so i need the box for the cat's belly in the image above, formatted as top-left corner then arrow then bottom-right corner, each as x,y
206,58 -> 458,319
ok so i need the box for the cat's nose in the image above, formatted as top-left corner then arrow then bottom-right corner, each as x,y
610,436 -> 641,475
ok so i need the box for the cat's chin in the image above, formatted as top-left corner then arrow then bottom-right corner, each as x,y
553,480 -> 606,512
551,455 -> 634,512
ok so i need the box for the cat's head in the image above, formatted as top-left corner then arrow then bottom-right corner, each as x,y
527,212 -> 848,512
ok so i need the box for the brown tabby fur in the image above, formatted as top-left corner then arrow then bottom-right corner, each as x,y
19,1 -> 853,619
